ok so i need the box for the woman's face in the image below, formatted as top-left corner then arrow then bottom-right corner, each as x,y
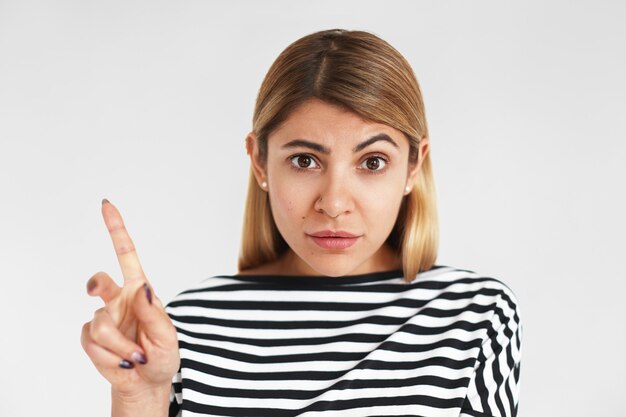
248,98 -> 429,276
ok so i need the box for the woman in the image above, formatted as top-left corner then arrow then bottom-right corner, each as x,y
81,29 -> 522,417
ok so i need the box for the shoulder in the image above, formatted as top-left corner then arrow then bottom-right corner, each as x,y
439,266 -> 523,415
419,265 -> 520,302
417,265 -> 522,328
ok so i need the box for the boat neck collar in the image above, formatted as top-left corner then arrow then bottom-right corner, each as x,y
220,265 -> 445,286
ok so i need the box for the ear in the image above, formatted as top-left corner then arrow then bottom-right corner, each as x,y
404,136 -> 430,194
245,131 -> 267,188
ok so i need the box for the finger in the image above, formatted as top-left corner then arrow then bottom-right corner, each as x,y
152,294 -> 164,309
89,308 -> 148,365
101,200 -> 146,285
133,283 -> 178,345
81,322 -> 136,370
86,271 -> 121,304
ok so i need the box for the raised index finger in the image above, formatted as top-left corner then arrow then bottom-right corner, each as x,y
101,199 -> 146,285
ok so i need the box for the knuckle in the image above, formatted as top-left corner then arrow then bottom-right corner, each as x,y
91,271 -> 108,279
93,307 -> 107,319
117,243 -> 136,255
91,271 -> 110,284
126,274 -> 144,282
81,321 -> 91,333
80,322 -> 92,346
107,222 -> 126,233
90,320 -> 112,341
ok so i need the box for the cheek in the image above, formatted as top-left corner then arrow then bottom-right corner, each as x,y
364,189 -> 401,215
358,180 -> 405,229
269,181 -> 307,223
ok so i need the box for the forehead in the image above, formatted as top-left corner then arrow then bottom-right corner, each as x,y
268,99 -> 408,149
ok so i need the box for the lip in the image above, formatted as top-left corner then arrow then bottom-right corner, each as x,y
308,230 -> 360,238
306,230 -> 362,250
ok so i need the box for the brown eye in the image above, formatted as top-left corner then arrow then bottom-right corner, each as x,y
298,156 -> 311,168
361,157 -> 386,172
290,155 -> 319,170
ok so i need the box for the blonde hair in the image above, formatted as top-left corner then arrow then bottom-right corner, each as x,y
238,29 -> 438,283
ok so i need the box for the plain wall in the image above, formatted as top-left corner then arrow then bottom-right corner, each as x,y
1,0 -> 624,416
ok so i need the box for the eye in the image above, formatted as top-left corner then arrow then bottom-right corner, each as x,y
360,156 -> 387,172
290,154 -> 319,170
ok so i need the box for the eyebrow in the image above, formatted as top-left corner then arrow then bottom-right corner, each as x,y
280,133 -> 399,154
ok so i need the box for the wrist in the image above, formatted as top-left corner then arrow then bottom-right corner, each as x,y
111,384 -> 170,417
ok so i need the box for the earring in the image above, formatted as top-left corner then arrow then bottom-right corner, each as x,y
405,185 -> 411,194
261,181 -> 267,190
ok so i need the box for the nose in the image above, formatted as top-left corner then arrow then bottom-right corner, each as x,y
313,168 -> 355,218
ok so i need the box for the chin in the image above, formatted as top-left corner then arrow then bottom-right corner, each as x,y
301,256 -> 366,277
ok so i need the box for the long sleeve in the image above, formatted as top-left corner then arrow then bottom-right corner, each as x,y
168,367 -> 183,417
460,286 -> 523,417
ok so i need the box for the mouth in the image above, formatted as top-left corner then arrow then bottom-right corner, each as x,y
308,230 -> 359,238
306,230 -> 362,250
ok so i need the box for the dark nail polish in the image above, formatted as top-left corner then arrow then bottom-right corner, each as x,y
144,283 -> 152,305
119,359 -> 134,369
131,352 -> 147,365
86,277 -> 97,293
102,198 -> 110,205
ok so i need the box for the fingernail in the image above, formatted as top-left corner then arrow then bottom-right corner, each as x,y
131,352 -> 147,365
119,359 -> 134,369
102,198 -> 110,205
86,277 -> 97,293
144,283 -> 152,305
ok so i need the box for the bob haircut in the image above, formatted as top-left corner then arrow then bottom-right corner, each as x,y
238,28 -> 438,283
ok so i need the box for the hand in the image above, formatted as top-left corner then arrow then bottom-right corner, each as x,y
81,200 -> 180,397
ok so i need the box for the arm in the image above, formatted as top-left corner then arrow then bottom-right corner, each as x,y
462,286 -> 523,417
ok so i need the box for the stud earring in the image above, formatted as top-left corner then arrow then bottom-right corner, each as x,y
261,181 -> 267,190
405,185 -> 411,194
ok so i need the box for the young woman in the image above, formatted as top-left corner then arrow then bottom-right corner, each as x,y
81,29 -> 522,417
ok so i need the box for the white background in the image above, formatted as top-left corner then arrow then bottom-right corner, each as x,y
1,1 -> 625,416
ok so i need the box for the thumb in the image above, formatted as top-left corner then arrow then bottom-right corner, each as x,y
132,282 -> 177,346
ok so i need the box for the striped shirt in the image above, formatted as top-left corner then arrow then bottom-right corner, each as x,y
165,265 -> 522,417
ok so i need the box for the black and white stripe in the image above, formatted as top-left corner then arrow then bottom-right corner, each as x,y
165,265 -> 522,417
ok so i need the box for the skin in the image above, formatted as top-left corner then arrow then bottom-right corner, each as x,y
246,98 -> 430,277
81,201 -> 179,416
81,98 -> 429,416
